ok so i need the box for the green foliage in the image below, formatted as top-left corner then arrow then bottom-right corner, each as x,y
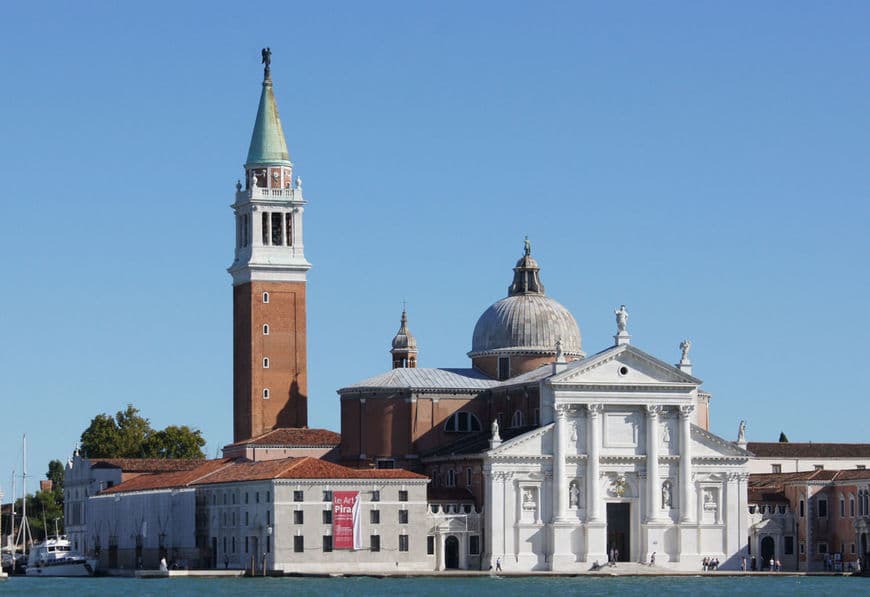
16,487 -> 64,541
142,425 -> 206,459
779,431 -> 789,443
80,404 -> 206,459
47,459 -> 65,491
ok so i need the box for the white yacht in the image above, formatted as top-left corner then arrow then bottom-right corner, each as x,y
25,536 -> 97,577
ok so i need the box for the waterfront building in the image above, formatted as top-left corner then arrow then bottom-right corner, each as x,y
748,469 -> 870,572
340,247 -> 752,571
747,443 -> 870,475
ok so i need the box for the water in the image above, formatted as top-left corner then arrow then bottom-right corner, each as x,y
1,575 -> 866,597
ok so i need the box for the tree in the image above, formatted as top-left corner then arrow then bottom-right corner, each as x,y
779,431 -> 790,443
142,425 -> 206,459
80,404 -> 206,459
47,459 -> 65,491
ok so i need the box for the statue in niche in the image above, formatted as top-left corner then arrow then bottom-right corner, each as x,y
662,481 -> 672,509
661,422 -> 671,445
737,420 -> 746,443
704,489 -> 717,510
569,420 -> 579,442
615,305 -> 629,333
522,488 -> 536,510
491,418 -> 501,441
569,481 -> 581,508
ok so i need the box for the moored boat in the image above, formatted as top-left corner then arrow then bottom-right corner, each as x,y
25,536 -> 97,577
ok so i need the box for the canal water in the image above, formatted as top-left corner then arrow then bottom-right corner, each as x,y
1,574 -> 865,596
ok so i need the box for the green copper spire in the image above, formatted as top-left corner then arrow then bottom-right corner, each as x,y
246,52 -> 291,168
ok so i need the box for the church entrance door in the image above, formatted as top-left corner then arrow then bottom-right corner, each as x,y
761,536 -> 775,569
606,503 -> 630,562
445,536 -> 460,569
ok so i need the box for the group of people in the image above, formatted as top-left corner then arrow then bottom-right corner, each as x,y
739,555 -> 782,571
701,556 -> 720,571
607,548 -> 621,566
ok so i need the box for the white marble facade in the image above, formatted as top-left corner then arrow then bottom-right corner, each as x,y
483,343 -> 750,571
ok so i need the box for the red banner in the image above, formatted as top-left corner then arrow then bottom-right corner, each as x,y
333,491 -> 361,550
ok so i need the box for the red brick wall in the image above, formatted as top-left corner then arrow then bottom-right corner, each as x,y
233,280 -> 307,442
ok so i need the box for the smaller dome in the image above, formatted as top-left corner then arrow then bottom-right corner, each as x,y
391,309 -> 417,351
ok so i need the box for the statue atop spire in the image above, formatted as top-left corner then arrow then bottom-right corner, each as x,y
261,47 -> 272,80
524,235 -> 531,257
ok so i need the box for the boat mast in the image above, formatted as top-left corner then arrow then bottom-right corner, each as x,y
14,434 -> 32,552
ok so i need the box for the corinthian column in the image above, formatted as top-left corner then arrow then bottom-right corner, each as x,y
679,405 -> 695,523
586,404 -> 603,522
554,405 -> 568,521
646,405 -> 662,522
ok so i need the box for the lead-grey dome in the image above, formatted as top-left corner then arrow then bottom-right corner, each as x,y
468,241 -> 583,358
469,294 -> 582,357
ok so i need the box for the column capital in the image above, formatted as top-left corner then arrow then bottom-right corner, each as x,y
645,404 -> 663,417
679,404 -> 695,418
555,404 -> 571,418
586,404 -> 604,416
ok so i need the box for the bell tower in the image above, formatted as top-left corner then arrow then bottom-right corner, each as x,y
229,50 -> 311,442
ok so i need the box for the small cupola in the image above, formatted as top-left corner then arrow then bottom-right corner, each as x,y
390,308 -> 418,369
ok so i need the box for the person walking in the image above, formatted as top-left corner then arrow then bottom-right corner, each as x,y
649,552 -> 656,566
496,557 -> 502,572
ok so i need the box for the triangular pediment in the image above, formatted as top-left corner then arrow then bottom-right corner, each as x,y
549,344 -> 701,387
692,424 -> 752,459
486,423 -> 553,458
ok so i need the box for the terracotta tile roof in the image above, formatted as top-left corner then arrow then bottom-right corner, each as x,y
100,459 -> 233,494
90,458 -> 205,473
100,457 -> 426,494
747,442 -> 870,458
227,428 -> 340,447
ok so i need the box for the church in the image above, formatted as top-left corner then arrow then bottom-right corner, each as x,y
339,242 -> 752,570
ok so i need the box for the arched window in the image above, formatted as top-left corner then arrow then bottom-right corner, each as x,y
444,411 -> 482,433
446,469 -> 456,487
263,324 -> 269,335
511,410 -> 524,428
263,357 -> 270,368
263,292 -> 270,303
263,388 -> 270,400
851,495 -> 856,517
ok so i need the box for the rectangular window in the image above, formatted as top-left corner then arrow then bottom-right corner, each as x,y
376,459 -> 395,469
245,493 -> 249,504
814,464 -> 824,471
841,500 -> 846,517
371,490 -> 380,502
262,212 -> 269,245
243,214 -> 249,247
800,542 -> 805,554
294,510 -> 303,524
370,535 -> 380,552
323,490 -> 333,502
784,536 -> 794,555
245,536 -> 249,554
466,467 -> 473,487
771,464 -> 782,473
427,536 -> 435,555
800,499 -> 805,517
399,510 -> 409,524
322,510 -> 332,524
819,499 -> 828,518
399,490 -> 408,502
322,536 -> 333,553
370,510 -> 380,524
469,535 -> 480,555
818,542 -> 828,554
285,213 -> 293,246
245,511 -> 249,525
294,536 -> 304,553
294,490 -> 304,502
266,510 -> 270,525
398,535 -> 409,552
498,356 -> 510,380
271,212 -> 282,245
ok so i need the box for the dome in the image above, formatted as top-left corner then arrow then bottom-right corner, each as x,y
391,309 -> 417,351
469,294 -> 582,357
468,240 -> 583,359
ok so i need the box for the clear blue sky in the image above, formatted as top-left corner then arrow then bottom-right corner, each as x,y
2,2 -> 869,495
